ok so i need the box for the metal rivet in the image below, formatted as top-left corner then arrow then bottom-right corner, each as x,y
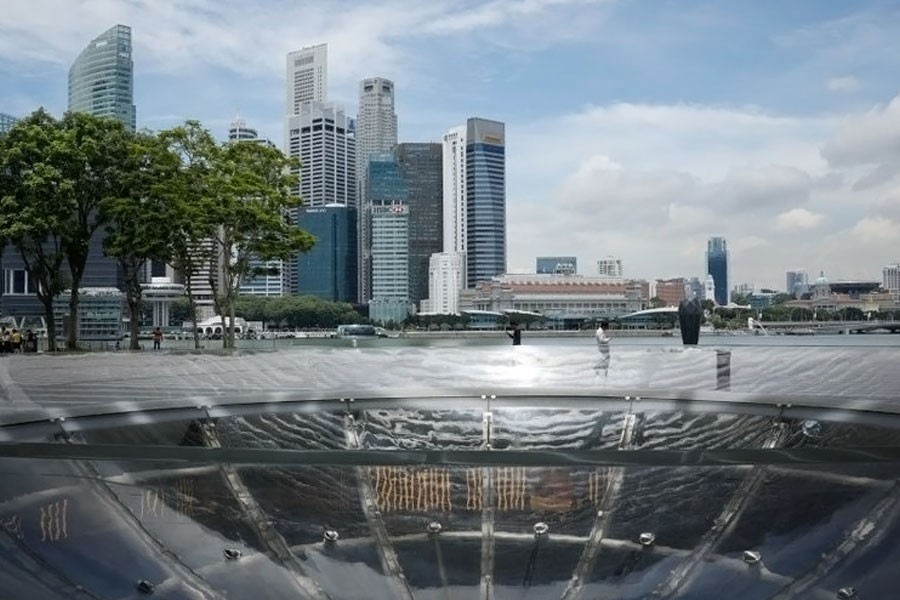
742,550 -> 761,565
802,420 -> 822,438
837,588 -> 856,599
533,522 -> 549,536
427,521 -> 442,534
136,579 -> 154,594
324,529 -> 339,543
639,532 -> 655,546
223,548 -> 242,560
597,510 -> 604,518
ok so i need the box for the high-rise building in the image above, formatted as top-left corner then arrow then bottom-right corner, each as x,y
884,263 -> 900,293
285,44 -> 327,117
442,117 -> 506,289
536,257 -> 577,275
704,274 -> 716,303
597,256 -> 623,278
286,102 -> 356,209
706,237 -> 729,305
362,144 -> 442,308
228,117 -> 259,142
295,206 -> 357,302
786,269 -> 809,298
369,204 -> 411,323
0,112 -> 18,134
68,24 -> 135,131
356,77 -> 398,302
423,252 -> 464,314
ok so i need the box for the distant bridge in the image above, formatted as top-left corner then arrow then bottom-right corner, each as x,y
757,320 -> 900,335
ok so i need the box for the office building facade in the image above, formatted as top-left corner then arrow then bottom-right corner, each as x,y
356,77 -> 398,302
442,118 -> 506,289
596,256 -> 623,278
369,204 -> 411,323
706,237 -> 729,305
423,253 -> 464,315
536,257 -> 577,275
0,112 -> 18,134
295,206 -> 357,303
286,44 -> 327,117
68,24 -> 135,131
882,263 -> 899,293
786,269 -> 810,298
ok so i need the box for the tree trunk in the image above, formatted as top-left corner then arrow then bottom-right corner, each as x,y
40,295 -> 57,352
184,276 -> 201,350
66,286 -> 80,350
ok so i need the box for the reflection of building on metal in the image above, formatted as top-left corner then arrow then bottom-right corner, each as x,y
141,488 -> 166,518
173,477 -> 196,519
588,471 -> 605,506
467,468 -> 483,510
38,498 -> 68,542
529,467 -> 572,512
371,467 -> 452,513
497,467 -> 527,511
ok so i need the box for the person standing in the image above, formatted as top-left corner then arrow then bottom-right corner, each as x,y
506,321 -> 522,346
596,320 -> 611,367
152,327 -> 163,350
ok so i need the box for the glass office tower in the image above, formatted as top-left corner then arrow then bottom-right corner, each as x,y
68,24 -> 136,131
706,237 -> 729,306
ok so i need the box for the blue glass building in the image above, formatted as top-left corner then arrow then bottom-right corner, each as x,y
465,118 -> 506,286
364,144 -> 442,308
706,237 -> 729,305
68,24 -> 136,131
0,112 -> 18,134
296,206 -> 358,303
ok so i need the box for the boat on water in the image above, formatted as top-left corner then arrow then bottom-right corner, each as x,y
335,324 -> 392,337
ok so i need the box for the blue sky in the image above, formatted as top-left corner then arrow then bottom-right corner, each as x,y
2,0 -> 900,290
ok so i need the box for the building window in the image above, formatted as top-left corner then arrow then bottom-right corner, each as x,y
3,269 -> 37,295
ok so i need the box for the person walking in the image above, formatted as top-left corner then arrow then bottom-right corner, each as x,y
152,327 -> 163,350
506,321 -> 522,346
596,320 -> 611,370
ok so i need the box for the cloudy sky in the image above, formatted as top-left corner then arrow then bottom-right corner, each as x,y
2,0 -> 899,290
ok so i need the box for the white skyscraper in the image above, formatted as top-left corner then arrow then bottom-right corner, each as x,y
286,44 -> 327,116
423,252 -> 464,315
884,263 -> 900,292
442,125 -> 467,259
286,102 -> 356,208
596,256 -> 623,278
356,77 -> 398,303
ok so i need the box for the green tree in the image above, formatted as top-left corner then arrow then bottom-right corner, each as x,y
0,109 -> 71,351
102,131 -> 179,349
158,122 -> 220,349
648,296 -> 667,308
206,138 -> 314,348
55,112 -> 132,349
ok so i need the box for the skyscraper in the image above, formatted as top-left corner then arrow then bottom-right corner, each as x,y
296,206 -> 357,302
706,237 -> 729,305
286,44 -> 327,117
356,77 -> 398,302
597,256 -> 623,278
370,204 -> 410,323
786,269 -> 809,298
0,112 -> 18,134
442,117 -> 506,288
68,24 -> 135,131
884,263 -> 900,293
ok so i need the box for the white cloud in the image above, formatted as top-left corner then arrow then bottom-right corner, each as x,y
851,216 -> 900,243
774,208 -> 825,232
826,76 -> 861,93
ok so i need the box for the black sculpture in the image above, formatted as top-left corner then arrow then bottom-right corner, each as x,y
678,298 -> 702,345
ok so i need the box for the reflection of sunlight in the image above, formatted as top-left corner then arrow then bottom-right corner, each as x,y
488,347 -> 544,386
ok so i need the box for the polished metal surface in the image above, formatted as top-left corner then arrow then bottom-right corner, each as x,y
2,342 -> 899,599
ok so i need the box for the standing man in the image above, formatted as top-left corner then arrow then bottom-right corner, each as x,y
506,321 -> 522,346
152,327 -> 163,350
596,320 -> 611,368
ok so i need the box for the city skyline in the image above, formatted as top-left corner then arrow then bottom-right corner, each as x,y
2,1 -> 899,289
